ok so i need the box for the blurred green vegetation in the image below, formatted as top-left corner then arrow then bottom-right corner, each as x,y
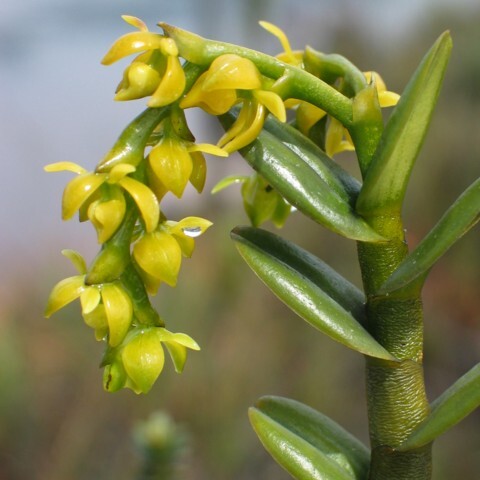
1,4 -> 479,480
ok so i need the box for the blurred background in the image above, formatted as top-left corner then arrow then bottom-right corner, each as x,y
1,0 -> 479,478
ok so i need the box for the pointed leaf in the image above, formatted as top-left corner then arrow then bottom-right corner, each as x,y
399,363 -> 480,451
219,114 -> 383,242
252,396 -> 370,479
233,226 -> 366,324
261,115 -> 361,204
380,177 -> 480,294
357,32 -> 452,216
250,399 -> 366,480
231,226 -> 395,360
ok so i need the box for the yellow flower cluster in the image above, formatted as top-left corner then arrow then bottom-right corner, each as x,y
102,16 -> 186,107
45,16 -> 402,394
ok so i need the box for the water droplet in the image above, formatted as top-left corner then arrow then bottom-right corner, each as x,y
182,226 -> 202,238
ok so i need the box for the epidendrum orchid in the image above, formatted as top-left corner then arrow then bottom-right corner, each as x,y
45,15 -> 480,480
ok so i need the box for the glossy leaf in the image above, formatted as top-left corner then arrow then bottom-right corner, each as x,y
380,177 -> 480,294
250,396 -> 370,480
233,226 -> 366,324
231,226 -> 395,360
261,115 -> 361,203
399,363 -> 480,451
356,32 -> 452,216
220,114 -> 383,242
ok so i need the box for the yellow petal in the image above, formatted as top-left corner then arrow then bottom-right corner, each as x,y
137,268 -> 162,296
156,328 -> 201,350
107,164 -> 136,183
325,118 -> 355,157
122,329 -> 165,394
133,231 -> 182,287
61,249 -> 87,274
169,216 -> 213,238
146,162 -> 169,201
164,341 -> 188,373
180,71 -> 238,115
148,139 -> 193,198
102,32 -> 167,65
259,21 -> 299,65
159,38 -> 178,57
296,102 -> 327,135
189,151 -> 207,194
253,90 -> 287,122
44,275 -> 85,317
221,102 -> 265,153
44,162 -> 87,174
171,234 -> 195,258
202,54 -> 262,91
80,287 -> 101,315
117,176 -> 159,232
83,303 -> 108,331
115,62 -> 161,101
378,91 -> 400,108
148,55 -> 186,107
217,102 -> 250,148
88,192 -> 126,244
188,143 -> 229,157
62,173 -> 106,220
101,283 -> 133,347
121,15 -> 148,32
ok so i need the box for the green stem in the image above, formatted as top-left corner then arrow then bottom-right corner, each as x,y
96,107 -> 170,172
357,215 -> 431,479
160,23 -> 353,125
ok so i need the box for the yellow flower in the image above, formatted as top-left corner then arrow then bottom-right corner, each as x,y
103,326 -> 200,394
258,21 -> 303,67
45,162 -> 159,240
364,71 -> 400,107
148,124 -> 227,199
133,217 -> 212,294
102,16 -> 186,107
180,54 -> 286,153
296,72 -> 400,157
44,250 -> 133,347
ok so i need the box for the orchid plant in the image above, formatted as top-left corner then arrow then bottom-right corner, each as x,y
45,16 -> 480,479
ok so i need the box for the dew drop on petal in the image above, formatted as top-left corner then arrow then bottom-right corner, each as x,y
182,226 -> 202,238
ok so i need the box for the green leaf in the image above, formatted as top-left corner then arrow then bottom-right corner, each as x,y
399,363 -> 480,451
249,396 -> 370,480
219,113 -> 383,242
379,177 -> 480,294
356,32 -> 452,216
231,226 -> 395,360
261,115 -> 361,203
233,226 -> 366,324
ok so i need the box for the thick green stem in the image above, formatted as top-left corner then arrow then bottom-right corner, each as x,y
357,215 -> 431,479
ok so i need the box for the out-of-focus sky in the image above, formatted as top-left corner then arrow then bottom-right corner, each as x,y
0,0 -> 478,290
